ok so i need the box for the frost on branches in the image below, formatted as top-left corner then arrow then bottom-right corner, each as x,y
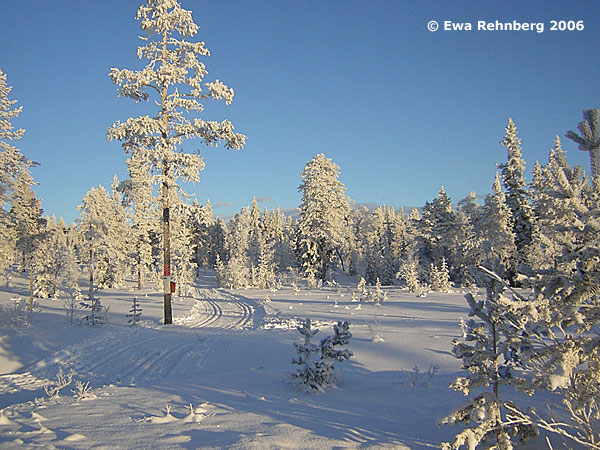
440,266 -> 538,450
296,154 -> 351,282
107,0 -> 246,324
498,118 -> 534,269
566,109 -> 600,186
291,318 -> 353,392
0,68 -> 29,206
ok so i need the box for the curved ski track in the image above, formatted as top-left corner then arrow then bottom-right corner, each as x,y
0,287 -> 260,402
175,287 -> 256,331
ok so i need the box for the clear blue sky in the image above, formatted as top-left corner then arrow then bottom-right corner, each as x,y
1,0 -> 599,224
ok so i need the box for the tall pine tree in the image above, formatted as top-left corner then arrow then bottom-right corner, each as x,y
107,0 -> 246,324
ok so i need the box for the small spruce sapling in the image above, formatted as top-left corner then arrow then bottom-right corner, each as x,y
127,296 -> 142,326
79,293 -> 108,326
63,288 -> 82,326
291,318 -> 353,392
316,321 -> 353,386
291,318 -> 321,391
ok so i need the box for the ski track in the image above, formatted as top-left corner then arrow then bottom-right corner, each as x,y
0,287 -> 259,398
176,287 -> 256,331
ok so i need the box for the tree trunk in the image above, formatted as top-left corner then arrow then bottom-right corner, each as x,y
162,168 -> 173,325
137,251 -> 142,290
89,245 -> 94,300
161,30 -> 173,325
29,262 -> 34,311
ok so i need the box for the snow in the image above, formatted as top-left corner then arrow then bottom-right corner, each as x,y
0,271 -> 561,449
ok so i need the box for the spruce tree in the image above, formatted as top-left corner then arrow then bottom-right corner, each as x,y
107,0 -> 246,324
498,118 -> 533,267
419,186 -> 456,271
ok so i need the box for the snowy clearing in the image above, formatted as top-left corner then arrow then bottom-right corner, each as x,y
0,272 -> 577,449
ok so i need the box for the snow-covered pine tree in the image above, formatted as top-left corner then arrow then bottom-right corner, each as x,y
291,318 -> 353,392
513,164 -> 600,448
566,109 -> 600,186
528,137 -> 590,271
498,118 -> 534,270
78,185 -> 129,292
291,318 -> 321,392
430,258 -> 450,292
107,0 -> 246,324
449,207 -> 481,285
397,244 -> 421,293
440,266 -> 538,450
254,241 -> 276,289
263,206 -> 295,273
0,215 -> 16,287
296,154 -> 351,281
0,68 -> 29,207
170,198 -> 197,297
189,199 -> 214,270
121,153 -> 157,289
475,173 -> 517,279
0,69 -> 28,285
364,206 -> 399,285
347,205 -> 370,277
34,214 -> 79,298
247,197 -> 263,269
108,176 -> 133,287
315,321 -> 353,387
419,186 -> 457,277
10,170 -> 46,310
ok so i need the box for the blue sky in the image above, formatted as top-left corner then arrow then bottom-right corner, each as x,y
1,0 -> 599,224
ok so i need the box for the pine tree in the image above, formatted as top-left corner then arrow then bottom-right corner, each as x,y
10,170 -> 46,309
0,68 -> 29,207
440,267 -> 538,450
291,318 -> 321,391
107,0 -> 246,324
0,69 -> 31,289
498,118 -> 533,267
347,205 -> 370,277
121,154 -> 157,289
566,109 -> 600,186
315,321 -> 353,387
476,173 -> 516,277
296,154 -> 350,281
291,319 -> 353,392
78,185 -> 129,293
34,215 -> 79,298
430,258 -> 450,292
170,198 -> 197,296
514,164 -> 600,448
189,199 -> 214,270
418,186 -> 457,279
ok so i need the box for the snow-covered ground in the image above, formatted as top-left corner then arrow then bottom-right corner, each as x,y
0,272 -> 565,449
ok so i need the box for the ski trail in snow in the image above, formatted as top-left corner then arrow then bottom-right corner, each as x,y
176,287 -> 258,331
